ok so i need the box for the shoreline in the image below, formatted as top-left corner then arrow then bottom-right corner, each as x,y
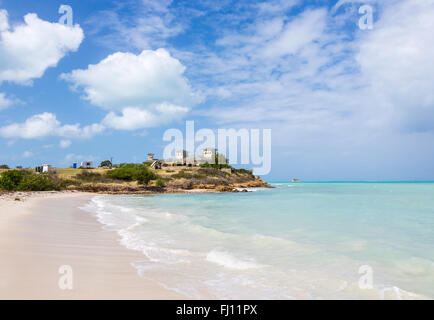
0,191 -> 187,299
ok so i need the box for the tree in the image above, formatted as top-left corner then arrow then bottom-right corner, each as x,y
99,160 -> 112,168
0,164 -> 9,169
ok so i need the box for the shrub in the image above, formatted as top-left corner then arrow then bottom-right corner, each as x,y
107,164 -> 157,185
107,167 -> 137,181
0,170 -> 27,190
0,170 -> 62,191
156,178 -> 165,187
0,164 -> 9,169
17,174 -> 62,191
136,169 -> 157,185
75,171 -> 111,183
233,168 -> 253,174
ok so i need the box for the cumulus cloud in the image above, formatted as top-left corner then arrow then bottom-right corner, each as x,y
0,10 -> 84,85
0,92 -> 13,110
0,113 -> 104,139
62,48 -> 200,130
102,103 -> 189,130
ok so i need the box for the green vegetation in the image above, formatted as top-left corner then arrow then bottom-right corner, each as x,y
0,161 -> 259,193
107,164 -> 157,185
171,168 -> 229,180
0,164 -> 9,169
232,168 -> 253,174
75,171 -> 112,183
156,178 -> 165,187
99,160 -> 112,168
0,170 -> 62,191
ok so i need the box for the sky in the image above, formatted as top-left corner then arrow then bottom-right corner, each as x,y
0,0 -> 434,181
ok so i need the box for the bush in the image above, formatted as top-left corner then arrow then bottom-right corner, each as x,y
0,164 -> 9,169
107,164 -> 157,185
233,168 -> 253,174
136,169 -> 157,185
0,170 -> 62,191
0,170 -> 26,190
17,174 -> 62,191
75,171 -> 111,183
107,167 -> 137,181
156,178 -> 165,187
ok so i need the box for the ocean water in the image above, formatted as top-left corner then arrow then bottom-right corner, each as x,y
82,182 -> 434,299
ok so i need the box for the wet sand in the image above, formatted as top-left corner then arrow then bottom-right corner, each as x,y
0,192 -> 186,299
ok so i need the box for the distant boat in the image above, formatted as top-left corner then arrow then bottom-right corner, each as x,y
291,179 -> 301,182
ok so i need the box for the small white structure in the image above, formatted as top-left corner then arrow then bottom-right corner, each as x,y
80,161 -> 93,169
147,153 -> 155,161
203,148 -> 217,160
176,150 -> 187,163
36,164 -> 52,173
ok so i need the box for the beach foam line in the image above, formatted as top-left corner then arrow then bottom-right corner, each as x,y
206,250 -> 263,270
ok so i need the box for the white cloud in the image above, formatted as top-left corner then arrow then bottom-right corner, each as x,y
85,0 -> 182,50
62,48 -> 200,129
102,103 -> 189,130
187,0 -> 434,142
59,139 -> 72,148
0,92 -> 13,110
0,10 -> 84,85
262,9 -> 327,58
355,0 -> 434,132
0,112 -> 104,139
256,0 -> 300,15
22,151 -> 33,158
0,9 -> 8,32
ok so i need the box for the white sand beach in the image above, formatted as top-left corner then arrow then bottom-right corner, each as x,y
0,192 -> 186,300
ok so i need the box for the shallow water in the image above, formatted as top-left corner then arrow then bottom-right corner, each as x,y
82,182 -> 434,299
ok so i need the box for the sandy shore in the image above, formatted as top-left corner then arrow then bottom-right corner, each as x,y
0,191 -> 186,299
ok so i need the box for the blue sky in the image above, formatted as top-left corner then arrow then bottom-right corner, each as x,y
0,0 -> 434,181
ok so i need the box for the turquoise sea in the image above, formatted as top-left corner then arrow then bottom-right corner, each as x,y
83,182 -> 434,299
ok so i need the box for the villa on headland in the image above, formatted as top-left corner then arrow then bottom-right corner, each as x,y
147,148 -> 227,168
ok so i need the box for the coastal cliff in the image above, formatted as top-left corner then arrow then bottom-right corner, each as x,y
0,165 -> 271,195
72,167 -> 271,194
